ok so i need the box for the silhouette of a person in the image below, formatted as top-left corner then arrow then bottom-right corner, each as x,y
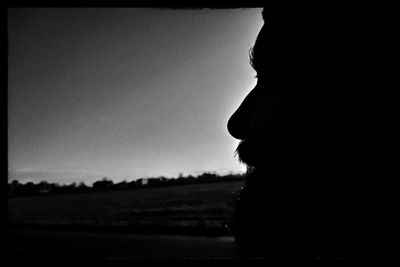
227,6 -> 393,261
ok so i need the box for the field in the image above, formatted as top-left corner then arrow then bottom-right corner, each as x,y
8,180 -> 245,236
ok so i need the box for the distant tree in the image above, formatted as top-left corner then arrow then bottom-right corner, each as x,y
115,180 -> 129,189
65,182 -> 77,193
78,181 -> 87,188
38,181 -> 52,194
68,182 -> 77,189
22,181 -> 39,196
8,180 -> 20,197
93,177 -> 114,190
136,178 -> 148,186
197,172 -> 218,181
147,178 -> 164,186
75,182 -> 89,193
158,176 -> 168,182
128,180 -> 139,188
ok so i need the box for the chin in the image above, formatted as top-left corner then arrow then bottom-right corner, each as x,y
236,140 -> 259,168
236,139 -> 273,172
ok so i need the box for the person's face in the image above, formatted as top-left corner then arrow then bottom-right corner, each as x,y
227,25 -> 299,170
227,75 -> 282,169
227,21 -> 339,174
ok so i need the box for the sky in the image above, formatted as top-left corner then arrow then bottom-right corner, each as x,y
8,8 -> 263,185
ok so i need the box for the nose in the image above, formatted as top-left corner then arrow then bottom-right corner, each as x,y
227,88 -> 260,140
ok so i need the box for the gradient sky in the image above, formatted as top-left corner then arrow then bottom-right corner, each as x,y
8,8 -> 263,185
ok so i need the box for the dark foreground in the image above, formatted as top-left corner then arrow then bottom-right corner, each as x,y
8,227 -> 379,264
7,226 -> 238,262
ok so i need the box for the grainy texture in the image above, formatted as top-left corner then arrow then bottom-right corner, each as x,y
8,181 -> 244,235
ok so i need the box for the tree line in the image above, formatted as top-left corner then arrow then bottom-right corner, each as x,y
7,172 -> 245,198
